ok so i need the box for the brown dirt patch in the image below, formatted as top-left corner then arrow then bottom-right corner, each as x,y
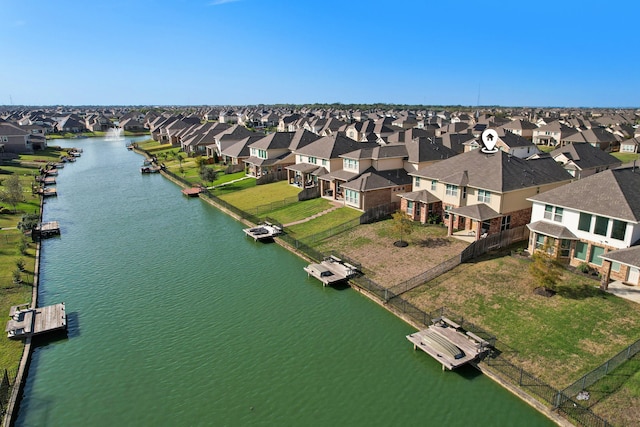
315,221 -> 469,287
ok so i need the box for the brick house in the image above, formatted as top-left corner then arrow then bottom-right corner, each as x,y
400,149 -> 572,240
527,168 -> 640,286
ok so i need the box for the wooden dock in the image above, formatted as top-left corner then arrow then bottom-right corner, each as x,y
38,187 -> 57,197
45,168 -> 59,176
243,223 -> 282,241
304,256 -> 358,286
182,187 -> 203,197
34,221 -> 60,239
407,317 -> 489,370
6,303 -> 67,339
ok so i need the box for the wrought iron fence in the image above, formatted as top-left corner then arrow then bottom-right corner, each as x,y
563,338 -> 640,398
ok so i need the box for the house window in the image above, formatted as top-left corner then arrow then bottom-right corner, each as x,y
431,180 -> 437,191
298,155 -> 303,162
543,205 -> 563,222
1,136 -> 7,142
578,213 -> 592,232
444,205 -> 452,219
574,241 -> 588,261
462,187 -> 467,199
554,207 -> 563,222
343,158 -> 358,170
612,262 -> 621,272
611,220 -> 627,241
593,216 -> 608,236
500,215 -> 511,231
322,159 -> 328,167
258,149 -> 267,159
414,177 -> 420,187
445,184 -> 458,197
477,190 -> 491,203
407,201 -> 414,215
546,237 -> 556,255
589,245 -> 605,266
560,239 -> 571,257
308,156 -> 317,165
345,189 -> 359,206
535,234 -> 545,250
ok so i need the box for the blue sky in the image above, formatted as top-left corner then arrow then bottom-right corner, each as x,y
1,0 -> 638,107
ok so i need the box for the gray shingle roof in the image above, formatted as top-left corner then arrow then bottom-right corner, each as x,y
396,189 -> 441,203
450,204 -> 501,221
341,168 -> 412,192
551,143 -> 621,170
527,221 -> 578,239
600,246 -> 640,267
412,149 -> 572,193
528,169 -> 640,222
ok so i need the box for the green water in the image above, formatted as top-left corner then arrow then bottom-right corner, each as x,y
15,138 -> 553,426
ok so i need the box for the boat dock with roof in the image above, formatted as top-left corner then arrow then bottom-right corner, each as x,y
33,221 -> 60,239
304,255 -> 358,286
5,303 -> 67,339
406,316 -> 490,370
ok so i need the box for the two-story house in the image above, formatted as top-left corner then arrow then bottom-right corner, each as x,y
527,169 -> 640,285
399,149 -> 572,238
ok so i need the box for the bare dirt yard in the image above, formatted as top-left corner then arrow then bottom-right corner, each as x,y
314,220 -> 469,287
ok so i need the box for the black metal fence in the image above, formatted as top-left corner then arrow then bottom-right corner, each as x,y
563,338 -> 640,398
0,368 -> 17,418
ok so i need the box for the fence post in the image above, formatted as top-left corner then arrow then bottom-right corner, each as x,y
627,345 -> 631,360
519,367 -> 523,386
604,360 -> 610,375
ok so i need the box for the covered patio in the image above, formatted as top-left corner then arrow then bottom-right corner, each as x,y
286,163 -> 327,188
447,204 -> 502,242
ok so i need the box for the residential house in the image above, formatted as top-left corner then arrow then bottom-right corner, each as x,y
287,133 -> 364,191
560,127 -> 622,152
464,131 -> 540,159
400,149 -> 572,238
220,135 -> 264,167
526,169 -> 640,285
0,122 -> 38,154
532,122 -> 577,146
550,143 -> 622,179
619,137 -> 640,154
244,132 -> 298,178
205,124 -> 259,159
500,119 -> 538,140
335,144 -> 411,211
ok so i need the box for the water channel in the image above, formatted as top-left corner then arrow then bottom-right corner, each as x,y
15,137 -> 554,426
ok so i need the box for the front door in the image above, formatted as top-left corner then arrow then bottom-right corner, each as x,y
627,267 -> 640,285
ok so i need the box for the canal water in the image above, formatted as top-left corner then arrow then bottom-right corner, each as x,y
15,137 -> 553,426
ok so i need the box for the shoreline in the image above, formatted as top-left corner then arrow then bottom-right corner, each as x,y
152,157 -> 571,427
2,197 -> 44,427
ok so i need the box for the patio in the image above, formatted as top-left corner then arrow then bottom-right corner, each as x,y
605,281 -> 640,304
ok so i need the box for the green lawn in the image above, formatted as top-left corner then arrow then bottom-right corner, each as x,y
405,252 -> 640,388
286,207 -> 362,241
536,144 -> 555,153
611,152 -> 639,164
218,181 -> 300,211
262,197 -> 333,225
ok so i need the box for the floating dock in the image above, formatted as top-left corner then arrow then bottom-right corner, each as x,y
243,223 -> 282,241
407,317 -> 490,370
6,303 -> 67,339
304,256 -> 358,286
45,168 -> 59,176
34,221 -> 60,239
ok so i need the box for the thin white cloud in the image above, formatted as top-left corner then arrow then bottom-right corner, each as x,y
13,20 -> 26,27
209,0 -> 240,5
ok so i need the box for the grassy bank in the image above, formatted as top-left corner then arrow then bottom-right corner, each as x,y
0,148 -> 65,373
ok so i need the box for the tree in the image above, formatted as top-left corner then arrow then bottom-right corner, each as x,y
199,167 -> 218,186
529,244 -> 562,295
0,175 -> 24,213
391,210 -> 413,247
